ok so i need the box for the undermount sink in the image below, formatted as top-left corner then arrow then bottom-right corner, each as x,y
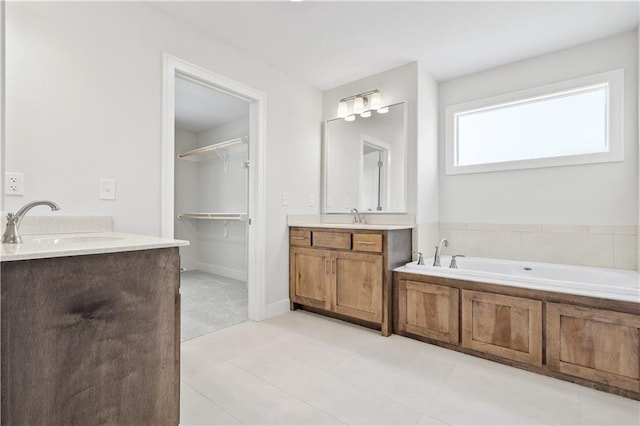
30,236 -> 126,244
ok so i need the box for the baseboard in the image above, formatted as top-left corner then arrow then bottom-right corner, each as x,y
197,262 -> 247,281
265,299 -> 291,319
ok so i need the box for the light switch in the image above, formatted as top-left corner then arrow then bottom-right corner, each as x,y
99,179 -> 116,200
308,193 -> 315,207
281,192 -> 289,207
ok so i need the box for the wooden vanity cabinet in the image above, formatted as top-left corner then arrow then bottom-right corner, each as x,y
290,226 -> 411,336
547,303 -> 640,392
1,248 -> 180,426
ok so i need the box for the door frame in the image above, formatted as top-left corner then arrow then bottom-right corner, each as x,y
161,53 -> 267,321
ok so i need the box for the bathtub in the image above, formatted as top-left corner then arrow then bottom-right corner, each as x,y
395,255 -> 639,303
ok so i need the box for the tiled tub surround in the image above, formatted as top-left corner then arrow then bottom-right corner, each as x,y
394,259 -> 640,400
439,223 -> 638,270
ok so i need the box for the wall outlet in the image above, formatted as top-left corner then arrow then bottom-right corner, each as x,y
281,192 -> 289,207
5,173 -> 24,196
99,178 -> 116,200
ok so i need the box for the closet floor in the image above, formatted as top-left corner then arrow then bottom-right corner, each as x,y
180,271 -> 248,342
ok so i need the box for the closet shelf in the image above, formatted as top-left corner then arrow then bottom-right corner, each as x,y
177,136 -> 248,161
178,213 -> 248,222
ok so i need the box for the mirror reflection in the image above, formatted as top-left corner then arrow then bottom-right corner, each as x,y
324,102 -> 406,213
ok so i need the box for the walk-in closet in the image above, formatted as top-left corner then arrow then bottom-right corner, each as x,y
174,76 -> 250,341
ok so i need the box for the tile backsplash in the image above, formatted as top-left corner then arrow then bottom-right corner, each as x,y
439,223 -> 638,270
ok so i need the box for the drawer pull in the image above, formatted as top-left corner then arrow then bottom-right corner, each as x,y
291,236 -> 306,240
356,241 -> 375,245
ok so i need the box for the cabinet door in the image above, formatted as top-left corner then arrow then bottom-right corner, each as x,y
290,247 -> 331,310
461,290 -> 542,366
397,280 -> 459,344
332,251 -> 383,323
547,303 -> 640,392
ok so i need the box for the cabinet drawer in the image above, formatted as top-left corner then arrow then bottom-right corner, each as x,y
290,229 -> 311,246
353,233 -> 383,253
313,231 -> 351,250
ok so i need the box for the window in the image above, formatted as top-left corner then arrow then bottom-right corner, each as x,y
445,69 -> 623,175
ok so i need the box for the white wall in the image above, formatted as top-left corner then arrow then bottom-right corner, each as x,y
5,2 -> 322,309
195,117 -> 249,280
439,31 -> 638,226
437,30 -> 638,269
416,65 -> 440,255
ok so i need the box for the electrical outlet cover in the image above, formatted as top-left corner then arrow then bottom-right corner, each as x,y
99,178 -> 116,200
5,172 -> 24,196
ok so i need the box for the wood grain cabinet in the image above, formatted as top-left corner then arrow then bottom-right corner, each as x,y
396,280 -> 459,344
547,303 -> 640,392
1,248 -> 181,426
394,269 -> 640,400
461,290 -> 543,366
290,226 -> 411,336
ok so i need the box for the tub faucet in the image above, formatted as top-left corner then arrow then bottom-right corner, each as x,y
449,254 -> 465,269
2,200 -> 61,244
433,238 -> 448,267
350,208 -> 365,224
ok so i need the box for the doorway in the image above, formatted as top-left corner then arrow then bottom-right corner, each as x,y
161,55 -> 267,335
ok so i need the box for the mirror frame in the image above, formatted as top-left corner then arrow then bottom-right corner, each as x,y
322,102 -> 408,214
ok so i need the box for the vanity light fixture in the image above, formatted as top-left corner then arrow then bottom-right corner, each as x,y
337,89 -> 385,121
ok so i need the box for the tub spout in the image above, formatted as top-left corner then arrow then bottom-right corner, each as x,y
433,238 -> 448,267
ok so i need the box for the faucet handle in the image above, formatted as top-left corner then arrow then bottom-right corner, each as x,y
413,251 -> 424,265
449,254 -> 465,269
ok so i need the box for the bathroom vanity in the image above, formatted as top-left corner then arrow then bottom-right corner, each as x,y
1,233 -> 187,425
289,224 -> 411,336
393,265 -> 640,400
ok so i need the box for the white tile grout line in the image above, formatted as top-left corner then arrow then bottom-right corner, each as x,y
180,379 -> 245,425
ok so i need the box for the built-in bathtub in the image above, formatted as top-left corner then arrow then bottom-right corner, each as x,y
397,255 -> 639,303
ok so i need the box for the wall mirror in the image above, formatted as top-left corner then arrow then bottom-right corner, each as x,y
323,102 -> 407,213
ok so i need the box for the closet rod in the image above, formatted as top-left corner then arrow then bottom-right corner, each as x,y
178,213 -> 248,221
177,136 -> 247,160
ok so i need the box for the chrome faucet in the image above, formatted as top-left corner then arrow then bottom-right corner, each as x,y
414,251 -> 425,265
433,238 -> 448,267
2,200 -> 61,243
350,208 -> 365,224
449,254 -> 465,269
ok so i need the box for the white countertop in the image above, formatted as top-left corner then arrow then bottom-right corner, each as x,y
1,232 -> 189,262
290,223 -> 413,231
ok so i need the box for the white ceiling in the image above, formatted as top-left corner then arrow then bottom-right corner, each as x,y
175,77 -> 249,133
154,1 -> 639,91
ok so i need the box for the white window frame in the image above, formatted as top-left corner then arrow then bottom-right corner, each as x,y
445,69 -> 624,175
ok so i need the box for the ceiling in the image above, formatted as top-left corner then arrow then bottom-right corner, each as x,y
153,1 -> 639,91
175,77 -> 249,132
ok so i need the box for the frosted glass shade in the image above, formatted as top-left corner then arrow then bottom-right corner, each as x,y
345,114 -> 356,122
353,96 -> 365,114
370,91 -> 382,109
337,101 -> 348,118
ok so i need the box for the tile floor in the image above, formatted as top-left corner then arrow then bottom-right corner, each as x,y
180,310 -> 640,425
180,271 -> 248,342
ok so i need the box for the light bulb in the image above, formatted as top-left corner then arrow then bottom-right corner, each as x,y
370,91 -> 382,110
360,110 -> 371,118
337,101 -> 348,118
344,115 -> 356,122
353,96 -> 365,114
377,106 -> 389,114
